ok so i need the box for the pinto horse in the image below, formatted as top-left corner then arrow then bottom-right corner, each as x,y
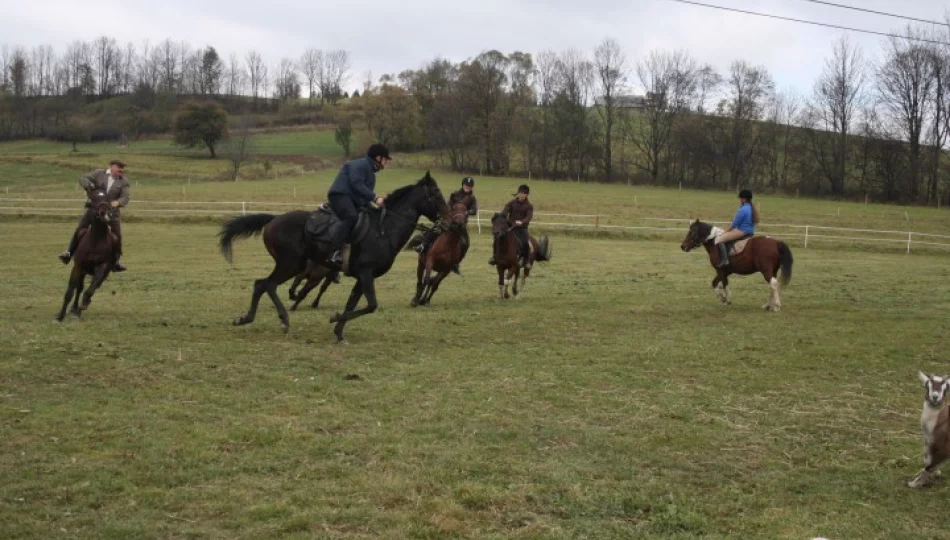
680,219 -> 793,311
219,172 -> 450,343
409,201 -> 469,307
491,212 -> 552,300
287,260 -> 339,311
56,190 -> 119,321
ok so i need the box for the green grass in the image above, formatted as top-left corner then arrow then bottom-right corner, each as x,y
0,129 -> 343,160
1,221 -> 949,539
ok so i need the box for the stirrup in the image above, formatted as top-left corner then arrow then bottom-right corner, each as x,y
58,251 -> 71,264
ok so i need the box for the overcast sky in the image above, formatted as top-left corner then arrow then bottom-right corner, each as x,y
1,0 -> 947,96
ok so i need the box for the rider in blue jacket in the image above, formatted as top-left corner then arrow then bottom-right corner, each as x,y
326,144 -> 391,265
714,189 -> 758,267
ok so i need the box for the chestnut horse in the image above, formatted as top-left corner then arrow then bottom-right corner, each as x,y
491,212 -> 551,300
680,219 -> 793,311
409,201 -> 469,307
56,190 -> 119,321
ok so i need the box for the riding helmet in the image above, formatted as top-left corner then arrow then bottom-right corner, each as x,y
517,184 -> 530,195
738,189 -> 753,201
462,177 -> 475,187
367,143 -> 391,160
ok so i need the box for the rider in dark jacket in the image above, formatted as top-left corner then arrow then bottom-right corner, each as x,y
414,177 -> 478,273
489,184 -> 534,268
326,144 -> 391,265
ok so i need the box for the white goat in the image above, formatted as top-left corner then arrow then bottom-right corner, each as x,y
909,371 -> 950,488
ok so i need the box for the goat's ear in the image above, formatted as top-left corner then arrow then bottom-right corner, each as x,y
918,371 -> 930,385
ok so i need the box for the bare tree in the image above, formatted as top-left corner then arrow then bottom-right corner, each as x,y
94,36 -> 119,96
198,47 -> 223,95
225,53 -> 244,96
721,60 -> 774,189
158,39 -> 178,92
694,64 -> 722,114
0,45 -> 10,90
632,50 -> 697,183
299,48 -> 321,104
594,38 -> 627,180
245,50 -> 266,102
275,58 -> 300,101
362,69 -> 374,94
878,29 -> 934,202
806,36 -> 866,195
323,49 -> 351,103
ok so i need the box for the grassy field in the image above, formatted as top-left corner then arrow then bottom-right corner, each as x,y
1,218 -> 950,539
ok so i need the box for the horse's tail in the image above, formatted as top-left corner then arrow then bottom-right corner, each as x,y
218,213 -> 276,263
777,240 -> 793,287
535,235 -> 552,263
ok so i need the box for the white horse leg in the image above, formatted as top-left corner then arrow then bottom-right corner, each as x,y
769,277 -> 781,312
714,284 -> 727,305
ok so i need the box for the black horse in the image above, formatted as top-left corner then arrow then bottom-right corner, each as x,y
218,172 -> 450,343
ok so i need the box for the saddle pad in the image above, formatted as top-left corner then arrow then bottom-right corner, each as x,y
730,237 -> 751,256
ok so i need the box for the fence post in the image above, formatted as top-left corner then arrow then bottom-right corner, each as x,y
476,211 -> 481,235
804,226 -> 809,248
242,202 -> 247,216
595,215 -> 600,232
907,232 -> 912,254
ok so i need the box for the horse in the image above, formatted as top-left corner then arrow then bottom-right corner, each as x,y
56,190 -> 119,321
287,260 -> 338,312
218,172 -> 450,343
680,219 -> 793,311
408,201 -> 469,307
491,212 -> 552,300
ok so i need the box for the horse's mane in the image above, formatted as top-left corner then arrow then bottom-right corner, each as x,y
693,220 -> 714,242
385,174 -> 434,207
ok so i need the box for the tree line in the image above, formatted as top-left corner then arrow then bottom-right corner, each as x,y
3,28 -> 950,205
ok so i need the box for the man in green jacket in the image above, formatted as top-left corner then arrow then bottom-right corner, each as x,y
58,159 -> 131,272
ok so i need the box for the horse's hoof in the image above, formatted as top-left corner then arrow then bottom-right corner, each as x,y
281,324 -> 289,334
329,313 -> 340,324
410,298 -> 419,307
290,305 -> 298,312
233,316 -> 249,326
762,304 -> 772,311
54,316 -> 64,323
335,335 -> 348,345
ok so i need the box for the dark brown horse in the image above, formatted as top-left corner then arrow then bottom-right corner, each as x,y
680,220 -> 793,311
409,201 -> 469,307
56,190 -> 119,321
491,212 -> 552,300
219,172 -> 450,343
287,260 -> 339,311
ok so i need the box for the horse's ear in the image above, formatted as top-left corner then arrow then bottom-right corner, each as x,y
424,170 -> 432,179
693,219 -> 699,224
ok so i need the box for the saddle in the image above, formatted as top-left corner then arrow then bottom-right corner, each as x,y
304,203 -> 372,252
725,235 -> 754,256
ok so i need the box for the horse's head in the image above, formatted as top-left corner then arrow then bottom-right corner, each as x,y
89,190 -> 112,224
416,171 -> 450,223
681,219 -> 712,252
491,212 -> 511,238
448,201 -> 469,228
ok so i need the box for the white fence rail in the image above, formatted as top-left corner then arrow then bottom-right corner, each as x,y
2,197 -> 949,253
